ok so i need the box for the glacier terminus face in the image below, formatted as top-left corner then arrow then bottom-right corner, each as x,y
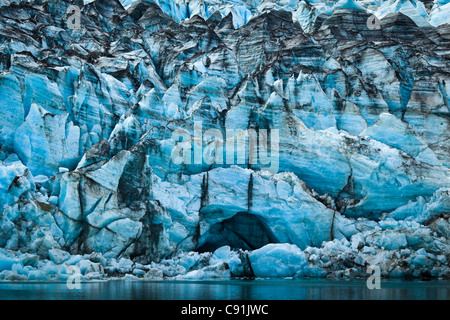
0,0 -> 449,284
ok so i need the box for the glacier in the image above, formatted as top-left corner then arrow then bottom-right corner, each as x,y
0,0 -> 449,281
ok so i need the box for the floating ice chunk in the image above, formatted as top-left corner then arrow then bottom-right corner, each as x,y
248,243 -> 307,278
88,252 -> 107,267
212,246 -> 231,260
144,268 -> 164,279
210,246 -> 242,275
132,269 -> 146,276
411,253 -> 430,268
78,259 -> 104,275
27,270 -> 48,280
365,230 -> 408,250
294,265 -> 327,278
39,260 -> 59,277
118,258 -> 134,273
176,262 -> 231,280
48,249 -> 70,265
0,270 -> 28,281
19,253 -> 39,268
0,253 -> 20,272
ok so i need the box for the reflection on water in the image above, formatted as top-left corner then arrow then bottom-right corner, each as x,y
0,279 -> 448,300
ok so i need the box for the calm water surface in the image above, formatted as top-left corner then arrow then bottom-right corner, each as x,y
0,279 -> 448,300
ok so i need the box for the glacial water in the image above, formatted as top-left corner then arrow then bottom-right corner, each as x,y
0,279 -> 448,300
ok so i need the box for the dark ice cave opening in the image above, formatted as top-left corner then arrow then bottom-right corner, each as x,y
196,212 -> 279,253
